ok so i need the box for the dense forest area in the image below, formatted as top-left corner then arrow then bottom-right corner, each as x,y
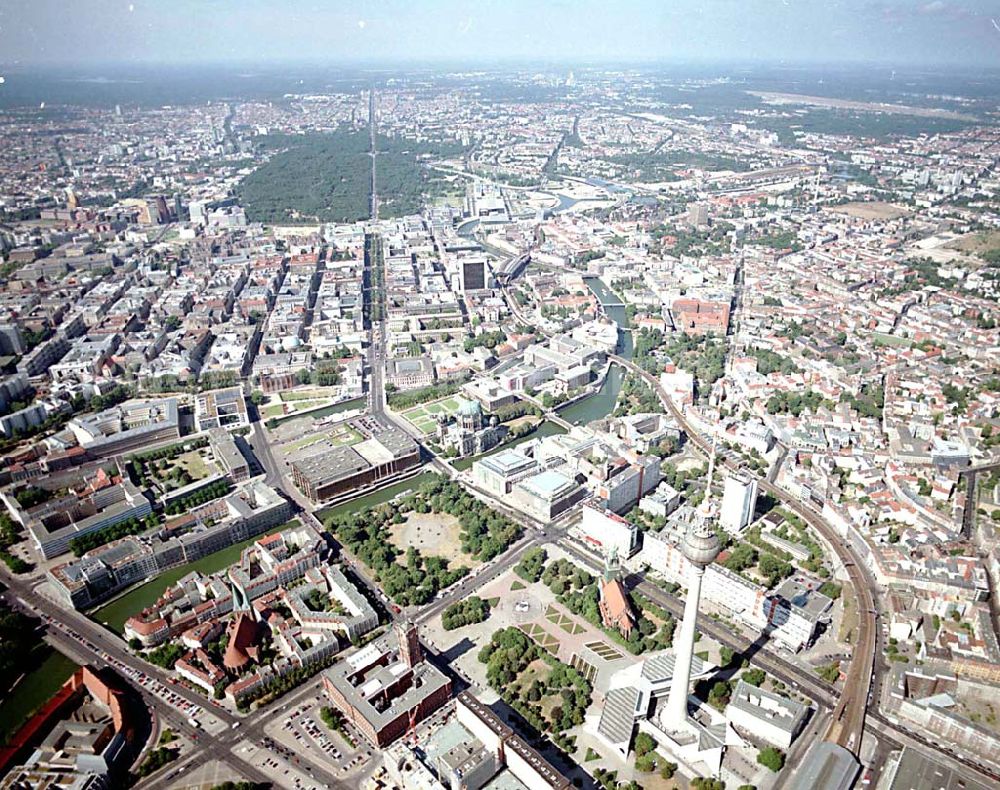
237,128 -> 466,223
375,133 -> 465,218
237,129 -> 372,223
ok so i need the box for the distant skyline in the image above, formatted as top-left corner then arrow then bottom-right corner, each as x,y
1,0 -> 998,68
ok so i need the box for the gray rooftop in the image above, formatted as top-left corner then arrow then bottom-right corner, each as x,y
293,445 -> 370,485
597,686 -> 640,746
728,680 -> 808,735
887,747 -> 992,790
786,742 -> 859,790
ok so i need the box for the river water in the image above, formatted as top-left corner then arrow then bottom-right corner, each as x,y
557,277 -> 633,426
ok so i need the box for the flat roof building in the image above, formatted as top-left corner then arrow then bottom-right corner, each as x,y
885,746 -> 991,790
511,469 -> 586,522
726,680 -> 809,749
291,419 -> 420,503
472,450 -> 538,497
322,622 -> 451,748
195,386 -> 249,432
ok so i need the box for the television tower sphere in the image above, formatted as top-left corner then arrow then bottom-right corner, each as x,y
681,518 -> 721,568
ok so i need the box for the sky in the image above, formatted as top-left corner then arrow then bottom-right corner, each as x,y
0,0 -> 998,68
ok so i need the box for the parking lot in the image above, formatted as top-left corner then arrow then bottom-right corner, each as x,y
264,700 -> 374,780
43,614 -> 225,735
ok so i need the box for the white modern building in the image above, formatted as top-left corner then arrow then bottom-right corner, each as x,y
719,473 -> 759,534
726,680 -> 809,749
576,503 -> 639,559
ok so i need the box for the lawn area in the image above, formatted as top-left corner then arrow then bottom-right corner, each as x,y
315,472 -> 440,523
291,399 -> 331,412
91,519 -> 301,632
519,624 -> 560,655
279,388 -> 340,402
269,398 -> 365,427
946,229 -> 1000,256
545,604 -> 586,635
263,404 -> 286,419
871,332 -> 910,348
0,648 -> 78,744
512,658 -> 552,696
402,396 -> 464,434
285,425 -> 362,452
170,450 -> 211,480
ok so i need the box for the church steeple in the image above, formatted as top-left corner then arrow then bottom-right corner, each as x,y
603,544 -> 621,583
230,578 -> 257,621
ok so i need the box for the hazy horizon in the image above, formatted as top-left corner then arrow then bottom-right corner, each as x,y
1,0 -> 998,69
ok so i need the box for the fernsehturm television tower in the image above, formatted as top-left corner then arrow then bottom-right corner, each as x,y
664,443 -> 722,731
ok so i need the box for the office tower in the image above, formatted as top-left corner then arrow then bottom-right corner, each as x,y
719,472 -> 759,534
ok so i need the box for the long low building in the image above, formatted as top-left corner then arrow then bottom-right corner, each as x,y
48,481 -> 291,608
455,691 -> 572,790
18,476 -> 153,560
67,397 -> 180,458
291,418 -> 420,503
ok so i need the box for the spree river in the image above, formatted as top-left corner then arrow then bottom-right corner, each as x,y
557,277 -> 632,426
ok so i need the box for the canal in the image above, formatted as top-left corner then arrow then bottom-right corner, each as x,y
91,518 -> 303,633
315,471 -> 441,523
0,648 -> 78,744
271,396 -> 366,426
556,277 -> 632,426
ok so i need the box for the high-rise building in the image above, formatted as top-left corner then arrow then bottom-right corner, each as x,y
189,199 -> 207,226
688,202 -> 709,228
719,472 -> 759,534
457,257 -> 487,291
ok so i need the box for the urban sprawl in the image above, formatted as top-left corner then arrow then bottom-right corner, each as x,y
0,68 -> 998,790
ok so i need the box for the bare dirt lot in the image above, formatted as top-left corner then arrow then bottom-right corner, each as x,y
946,230 -> 1000,257
829,201 -> 910,220
389,511 -> 473,566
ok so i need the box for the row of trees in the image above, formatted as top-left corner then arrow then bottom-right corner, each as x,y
235,652 -> 340,712
387,378 -> 467,410
69,514 -> 160,557
135,746 -> 178,778
319,705 -> 357,747
0,603 -> 37,679
69,383 -> 132,416
163,479 -> 233,516
0,510 -> 29,573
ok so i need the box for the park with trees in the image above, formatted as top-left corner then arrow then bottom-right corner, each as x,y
323,474 -> 521,606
